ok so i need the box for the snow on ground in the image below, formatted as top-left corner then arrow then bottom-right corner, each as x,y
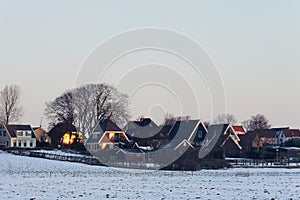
1,151 -> 300,200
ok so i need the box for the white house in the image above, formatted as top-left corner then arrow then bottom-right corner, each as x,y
0,124 -> 36,148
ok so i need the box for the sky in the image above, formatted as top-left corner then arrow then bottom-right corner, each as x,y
0,1 -> 299,128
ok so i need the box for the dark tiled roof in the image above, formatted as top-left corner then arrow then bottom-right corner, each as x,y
97,119 -> 122,132
134,118 -> 158,127
124,118 -> 158,130
126,126 -> 161,139
124,118 -> 162,140
5,124 -> 36,138
162,120 -> 201,149
206,124 -> 229,146
86,119 -> 123,143
198,124 -> 229,159
126,125 -> 173,146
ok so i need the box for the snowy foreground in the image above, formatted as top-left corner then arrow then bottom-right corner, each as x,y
1,151 -> 300,200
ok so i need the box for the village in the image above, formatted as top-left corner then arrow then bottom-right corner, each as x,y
1,116 -> 300,170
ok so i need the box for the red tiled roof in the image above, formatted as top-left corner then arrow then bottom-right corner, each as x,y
232,126 -> 245,133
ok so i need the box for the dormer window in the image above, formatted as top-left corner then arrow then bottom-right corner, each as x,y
25,131 -> 31,137
16,131 -> 23,137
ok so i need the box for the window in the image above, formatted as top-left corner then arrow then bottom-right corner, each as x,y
17,131 -> 23,137
197,130 -> 202,138
18,141 -> 21,147
25,131 -> 31,137
13,142 -> 16,147
3,131 -> 6,136
92,133 -> 98,139
24,141 -> 27,147
30,141 -> 33,147
114,133 -> 121,142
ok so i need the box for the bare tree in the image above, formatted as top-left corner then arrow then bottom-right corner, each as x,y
73,84 -> 130,136
214,113 -> 237,125
135,115 -> 145,121
45,83 -> 130,137
44,91 -> 74,128
162,113 -> 192,126
108,92 -> 130,126
0,85 -> 24,124
203,121 -> 210,127
241,119 -> 251,131
163,113 -> 178,126
247,113 -> 271,131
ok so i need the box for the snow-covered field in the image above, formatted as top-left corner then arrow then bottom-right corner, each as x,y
1,151 -> 300,200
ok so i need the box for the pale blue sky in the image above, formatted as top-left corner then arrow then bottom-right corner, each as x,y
0,1 -> 299,128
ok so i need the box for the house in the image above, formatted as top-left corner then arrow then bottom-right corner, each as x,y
157,119 -> 208,166
123,118 -> 175,149
0,124 -> 36,148
85,119 -> 136,164
252,129 -> 278,148
200,124 -> 231,159
33,126 -> 50,144
125,124 -> 172,148
220,125 -> 243,157
239,129 -> 280,152
283,128 -> 300,141
47,123 -> 83,149
85,119 -> 130,152
166,119 -> 207,147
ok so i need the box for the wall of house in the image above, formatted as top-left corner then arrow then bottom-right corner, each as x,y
12,138 -> 36,148
86,143 -> 100,151
13,130 -> 36,148
0,126 -> 11,146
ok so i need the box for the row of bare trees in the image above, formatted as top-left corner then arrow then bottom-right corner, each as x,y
0,84 -> 272,134
212,113 -> 271,131
44,83 -> 130,137
163,113 -> 271,132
